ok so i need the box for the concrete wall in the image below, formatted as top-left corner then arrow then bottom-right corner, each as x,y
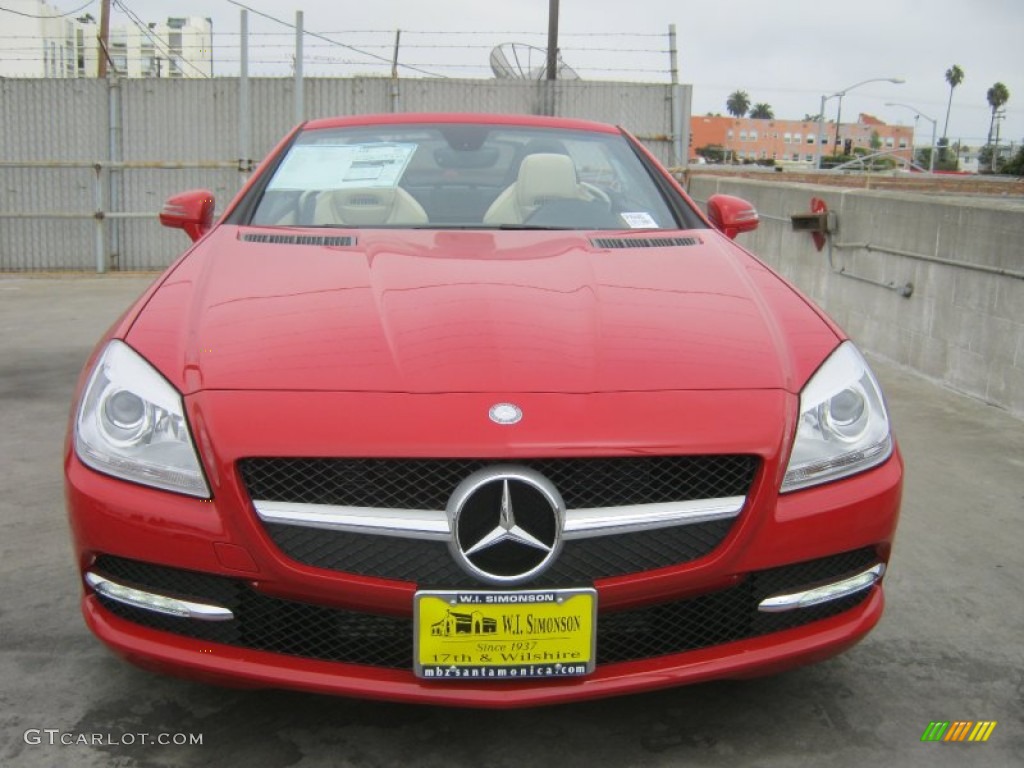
687,174 -> 1024,417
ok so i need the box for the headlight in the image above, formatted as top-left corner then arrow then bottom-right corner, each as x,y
74,340 -> 210,498
781,342 -> 893,493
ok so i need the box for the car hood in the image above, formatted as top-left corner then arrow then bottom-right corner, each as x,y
127,227 -> 840,394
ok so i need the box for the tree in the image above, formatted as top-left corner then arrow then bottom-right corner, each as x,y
750,103 -> 774,119
986,82 -> 1010,140
1002,145 -> 1024,176
942,65 -> 964,140
726,90 -> 750,118
986,82 -> 1010,170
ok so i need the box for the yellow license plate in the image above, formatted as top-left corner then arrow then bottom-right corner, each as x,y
414,588 -> 596,680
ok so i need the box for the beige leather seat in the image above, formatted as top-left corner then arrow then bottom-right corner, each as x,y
313,187 -> 429,226
483,153 -> 600,226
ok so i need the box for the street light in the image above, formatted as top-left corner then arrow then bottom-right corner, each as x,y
815,77 -> 905,169
886,102 -> 938,173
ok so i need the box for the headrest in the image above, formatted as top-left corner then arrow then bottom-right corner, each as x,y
515,153 -> 579,208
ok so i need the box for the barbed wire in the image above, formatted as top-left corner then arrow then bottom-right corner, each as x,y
0,0 -> 94,19
113,0 -> 211,78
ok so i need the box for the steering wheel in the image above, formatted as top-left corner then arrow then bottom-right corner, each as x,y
581,182 -> 612,209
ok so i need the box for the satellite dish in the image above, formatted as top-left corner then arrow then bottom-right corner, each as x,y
490,43 -> 580,80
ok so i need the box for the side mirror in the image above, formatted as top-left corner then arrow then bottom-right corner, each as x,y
159,189 -> 215,242
707,194 -> 759,239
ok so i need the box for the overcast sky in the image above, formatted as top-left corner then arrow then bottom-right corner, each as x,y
109,0 -> 1022,146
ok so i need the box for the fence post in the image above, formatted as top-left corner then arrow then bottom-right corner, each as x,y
93,164 -> 106,274
390,29 -> 402,113
294,11 -> 304,124
669,24 -> 682,167
239,9 -> 252,174
107,73 -> 123,270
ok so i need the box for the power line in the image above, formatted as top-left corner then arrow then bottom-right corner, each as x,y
0,0 -> 94,19
222,0 -> 446,78
112,0 -> 210,78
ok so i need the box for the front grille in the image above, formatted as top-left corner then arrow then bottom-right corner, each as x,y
238,456 -> 758,511
91,547 -> 878,670
240,456 -> 758,585
264,518 -> 735,588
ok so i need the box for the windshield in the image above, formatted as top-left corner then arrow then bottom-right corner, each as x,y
247,123 -> 685,230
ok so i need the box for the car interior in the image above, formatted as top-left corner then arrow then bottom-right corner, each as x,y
246,125 -> 683,230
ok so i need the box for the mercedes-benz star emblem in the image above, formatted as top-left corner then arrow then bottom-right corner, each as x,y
447,466 -> 564,585
488,403 -> 522,425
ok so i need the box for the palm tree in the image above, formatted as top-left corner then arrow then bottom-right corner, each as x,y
986,82 -> 1010,171
750,103 -> 774,119
726,90 -> 750,118
986,82 -> 1010,142
942,65 -> 964,140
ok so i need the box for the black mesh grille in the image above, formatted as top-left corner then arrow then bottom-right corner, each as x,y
92,557 -> 411,667
90,547 -> 878,670
264,519 -> 734,587
238,456 -> 758,510
240,456 -> 756,585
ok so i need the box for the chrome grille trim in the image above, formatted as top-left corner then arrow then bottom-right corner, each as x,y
252,495 -> 745,541
85,572 -> 235,621
254,502 -> 449,541
562,497 -> 745,539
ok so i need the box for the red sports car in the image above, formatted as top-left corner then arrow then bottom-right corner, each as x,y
65,113 -> 902,707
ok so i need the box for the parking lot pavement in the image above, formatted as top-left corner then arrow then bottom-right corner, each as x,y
2,275 -> 1021,768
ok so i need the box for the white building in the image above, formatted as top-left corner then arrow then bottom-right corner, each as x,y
0,1 -> 211,78
107,16 -> 213,78
0,0 -> 82,78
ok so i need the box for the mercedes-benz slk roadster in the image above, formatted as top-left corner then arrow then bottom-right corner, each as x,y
66,113 -> 902,707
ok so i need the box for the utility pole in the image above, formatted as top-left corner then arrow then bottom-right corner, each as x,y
97,0 -> 111,77
546,0 -> 560,80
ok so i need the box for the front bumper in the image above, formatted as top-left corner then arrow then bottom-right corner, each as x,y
65,389 -> 902,706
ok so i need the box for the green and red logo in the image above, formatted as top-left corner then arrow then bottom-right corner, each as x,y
921,721 -> 997,743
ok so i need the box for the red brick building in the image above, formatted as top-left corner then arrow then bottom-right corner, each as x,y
690,113 -> 914,167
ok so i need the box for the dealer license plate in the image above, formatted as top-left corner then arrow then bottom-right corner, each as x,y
413,588 -> 596,680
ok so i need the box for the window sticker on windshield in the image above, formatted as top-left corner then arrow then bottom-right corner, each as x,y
620,212 -> 659,229
268,143 -> 417,191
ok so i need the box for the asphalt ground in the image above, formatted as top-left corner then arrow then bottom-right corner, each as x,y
2,275 -> 1021,768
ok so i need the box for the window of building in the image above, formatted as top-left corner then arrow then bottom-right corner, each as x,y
805,155 -> 814,163
793,133 -> 802,144
885,137 -> 894,147
791,153 -> 800,162
739,131 -> 747,141
806,134 -> 816,144
783,132 -> 792,143
749,130 -> 758,141
727,129 -> 734,140
898,138 -> 908,148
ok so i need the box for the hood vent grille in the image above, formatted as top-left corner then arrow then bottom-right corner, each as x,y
242,233 -> 356,247
591,236 -> 700,249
